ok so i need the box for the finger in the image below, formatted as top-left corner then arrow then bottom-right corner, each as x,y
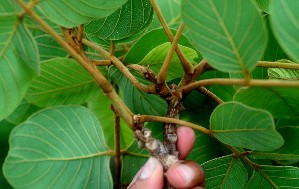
166,161 -> 205,189
128,157 -> 164,189
177,126 -> 196,160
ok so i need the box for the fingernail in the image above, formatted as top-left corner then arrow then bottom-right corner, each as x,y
139,157 -> 159,180
176,164 -> 194,184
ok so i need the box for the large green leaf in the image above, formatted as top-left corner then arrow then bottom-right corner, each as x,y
210,102 -> 284,151
26,58 -> 101,107
37,0 -> 127,27
181,0 -> 267,73
250,126 -> 299,160
0,14 -> 39,121
270,0 -> 299,63
203,155 -> 248,188
85,0 -> 153,41
87,92 -> 134,150
138,42 -> 198,81
234,87 -> 299,119
109,66 -> 167,116
246,166 -> 299,188
3,106 -> 112,189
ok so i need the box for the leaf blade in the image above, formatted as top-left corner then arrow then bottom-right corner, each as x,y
181,0 -> 267,73
210,102 -> 284,151
3,105 -> 112,189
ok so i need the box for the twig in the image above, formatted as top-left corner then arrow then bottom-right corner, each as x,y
178,59 -> 208,88
180,78 -> 299,95
258,61 -> 299,70
157,23 -> 185,84
83,39 -> 157,94
111,105 -> 121,188
150,0 -> 194,74
16,0 -> 135,129
197,86 -> 223,104
135,115 -> 212,135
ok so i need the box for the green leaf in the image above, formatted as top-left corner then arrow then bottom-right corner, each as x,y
5,99 -> 40,125
210,102 -> 284,151
268,60 -> 299,80
250,126 -> 299,160
262,16 -> 289,61
124,28 -> 197,64
109,66 -> 167,116
270,0 -> 299,63
203,155 -> 248,188
234,87 -> 299,119
37,0 -> 127,28
26,58 -> 101,107
181,0 -> 267,73
87,92 -> 134,150
246,166 -> 299,188
138,42 -> 198,81
3,105 -> 112,189
0,14 -> 39,121
256,0 -> 270,13
0,0 -> 21,13
85,0 -> 153,41
34,34 -> 68,61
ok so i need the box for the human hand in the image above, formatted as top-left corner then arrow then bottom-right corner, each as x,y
128,126 -> 205,189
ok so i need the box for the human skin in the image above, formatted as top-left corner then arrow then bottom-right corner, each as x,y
128,126 -> 205,189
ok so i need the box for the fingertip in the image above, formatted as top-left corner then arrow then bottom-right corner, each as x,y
128,157 -> 164,189
177,126 -> 196,159
166,161 -> 205,189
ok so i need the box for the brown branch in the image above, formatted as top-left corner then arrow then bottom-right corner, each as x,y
157,23 -> 185,84
197,86 -> 224,104
257,61 -> 299,70
111,105 -> 121,189
16,0 -> 135,129
83,39 -> 157,94
178,59 -> 208,88
150,0 -> 194,75
180,78 -> 299,95
135,115 -> 212,135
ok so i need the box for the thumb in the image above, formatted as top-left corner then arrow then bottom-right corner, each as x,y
128,157 -> 164,189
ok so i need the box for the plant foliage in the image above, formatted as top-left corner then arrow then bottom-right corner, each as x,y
1,0 -> 299,188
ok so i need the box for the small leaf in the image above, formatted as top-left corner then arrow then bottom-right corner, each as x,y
270,0 -> 299,63
268,60 -> 299,80
138,42 -> 198,81
246,166 -> 299,188
3,106 -> 112,189
124,28 -> 197,64
85,0 -> 153,41
234,87 -> 299,119
37,0 -> 127,27
181,0 -> 267,73
250,126 -> 299,160
0,14 -> 39,120
210,102 -> 284,151
203,155 -> 248,188
26,58 -> 101,107
109,66 -> 167,116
